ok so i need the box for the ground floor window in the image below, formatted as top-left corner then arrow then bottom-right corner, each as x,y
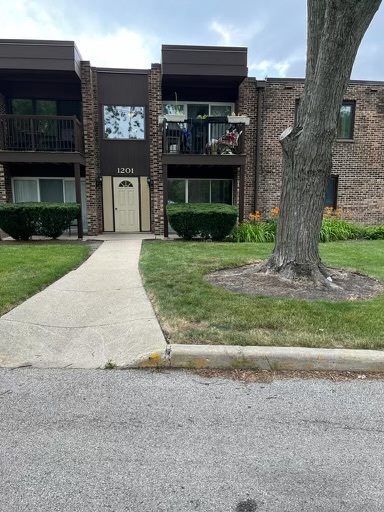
168,179 -> 233,205
12,177 -> 87,230
325,176 -> 338,209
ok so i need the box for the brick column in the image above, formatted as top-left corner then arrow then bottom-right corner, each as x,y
81,62 -> 102,235
0,93 -> 12,204
238,78 -> 258,219
148,64 -> 164,236
0,164 -> 12,203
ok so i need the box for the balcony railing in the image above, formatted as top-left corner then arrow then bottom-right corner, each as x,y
0,115 -> 84,153
162,118 -> 245,155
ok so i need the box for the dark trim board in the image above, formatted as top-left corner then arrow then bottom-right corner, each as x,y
162,154 -> 246,166
0,151 -> 86,165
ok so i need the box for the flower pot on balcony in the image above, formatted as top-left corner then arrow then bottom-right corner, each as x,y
164,114 -> 186,122
227,115 -> 250,125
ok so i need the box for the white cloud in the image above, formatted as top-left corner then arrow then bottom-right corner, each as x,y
249,59 -> 290,78
210,21 -> 233,45
249,47 -> 305,78
75,30 -> 153,68
209,19 -> 263,46
0,0 -> 156,68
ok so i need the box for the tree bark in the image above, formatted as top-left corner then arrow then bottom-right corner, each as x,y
259,0 -> 382,286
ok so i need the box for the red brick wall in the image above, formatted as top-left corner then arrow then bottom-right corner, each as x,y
259,79 -> 384,224
81,62 -> 103,235
148,64 -> 163,235
238,78 -> 258,219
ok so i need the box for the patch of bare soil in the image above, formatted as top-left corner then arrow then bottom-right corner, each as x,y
205,263 -> 384,301
193,369 -> 384,383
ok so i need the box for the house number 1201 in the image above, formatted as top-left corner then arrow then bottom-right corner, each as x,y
117,168 -> 134,174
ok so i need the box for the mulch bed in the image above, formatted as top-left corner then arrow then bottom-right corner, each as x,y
205,263 -> 384,301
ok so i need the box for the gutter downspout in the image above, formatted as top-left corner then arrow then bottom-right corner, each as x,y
255,81 -> 266,212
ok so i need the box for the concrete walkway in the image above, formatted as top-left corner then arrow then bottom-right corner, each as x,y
0,236 -> 167,368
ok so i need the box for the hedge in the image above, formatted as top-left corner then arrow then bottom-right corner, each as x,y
167,203 -> 238,241
0,202 -> 81,240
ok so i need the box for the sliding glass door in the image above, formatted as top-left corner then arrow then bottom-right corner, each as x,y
168,179 -> 233,205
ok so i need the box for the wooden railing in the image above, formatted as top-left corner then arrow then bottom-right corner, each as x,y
0,115 -> 84,153
162,118 -> 245,155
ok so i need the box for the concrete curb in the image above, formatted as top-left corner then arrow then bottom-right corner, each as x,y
124,344 -> 384,372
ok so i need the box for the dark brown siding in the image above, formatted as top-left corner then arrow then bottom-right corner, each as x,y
0,73 -> 81,100
9,163 -> 83,178
162,45 -> 247,78
0,40 -> 81,76
97,70 -> 150,177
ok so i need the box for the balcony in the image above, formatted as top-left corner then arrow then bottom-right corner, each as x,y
161,118 -> 246,166
0,115 -> 85,164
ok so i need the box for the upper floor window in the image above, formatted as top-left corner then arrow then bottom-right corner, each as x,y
162,102 -> 233,119
337,101 -> 355,140
12,99 -> 57,115
10,98 -> 82,119
103,106 -> 145,140
295,100 -> 355,140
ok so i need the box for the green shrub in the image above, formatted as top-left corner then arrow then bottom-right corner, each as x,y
319,218 -> 364,242
167,203 -> 238,241
35,203 -> 80,238
0,202 -> 80,240
363,225 -> 384,240
0,203 -> 38,240
229,217 -> 365,244
229,221 -> 276,243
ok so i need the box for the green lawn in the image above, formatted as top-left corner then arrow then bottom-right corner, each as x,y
140,240 -> 384,350
0,243 -> 92,316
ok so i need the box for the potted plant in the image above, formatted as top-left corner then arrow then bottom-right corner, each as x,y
164,92 -> 185,123
227,112 -> 250,125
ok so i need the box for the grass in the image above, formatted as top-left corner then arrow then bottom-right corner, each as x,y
140,240 -> 384,350
0,243 -> 92,316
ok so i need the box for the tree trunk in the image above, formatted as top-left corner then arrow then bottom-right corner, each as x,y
258,0 -> 382,287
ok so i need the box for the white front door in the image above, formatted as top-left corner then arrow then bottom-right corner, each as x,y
113,177 -> 139,232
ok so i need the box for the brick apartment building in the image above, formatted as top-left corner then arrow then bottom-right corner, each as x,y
0,39 -> 383,237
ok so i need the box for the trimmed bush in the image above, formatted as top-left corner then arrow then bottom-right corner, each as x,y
0,203 -> 37,241
167,203 -> 238,241
0,202 -> 81,240
35,203 -> 81,238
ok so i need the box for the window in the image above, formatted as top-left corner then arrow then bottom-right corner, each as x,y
13,179 -> 38,202
39,179 -> 64,202
13,178 -> 88,229
168,179 -> 233,205
337,102 -> 355,140
103,106 -> 145,140
294,100 -> 355,140
162,102 -> 233,119
11,99 -> 57,116
11,99 -> 81,118
325,176 -> 338,209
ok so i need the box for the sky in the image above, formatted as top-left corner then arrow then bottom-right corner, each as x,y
0,0 -> 383,80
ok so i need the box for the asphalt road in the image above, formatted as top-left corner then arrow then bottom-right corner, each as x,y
0,368 -> 383,512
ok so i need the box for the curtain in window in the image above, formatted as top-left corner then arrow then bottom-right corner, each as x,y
13,180 -> 38,202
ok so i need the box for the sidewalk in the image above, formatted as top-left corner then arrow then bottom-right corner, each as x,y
0,236 -> 167,368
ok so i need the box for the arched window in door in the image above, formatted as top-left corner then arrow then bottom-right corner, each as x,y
119,180 -> 134,188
